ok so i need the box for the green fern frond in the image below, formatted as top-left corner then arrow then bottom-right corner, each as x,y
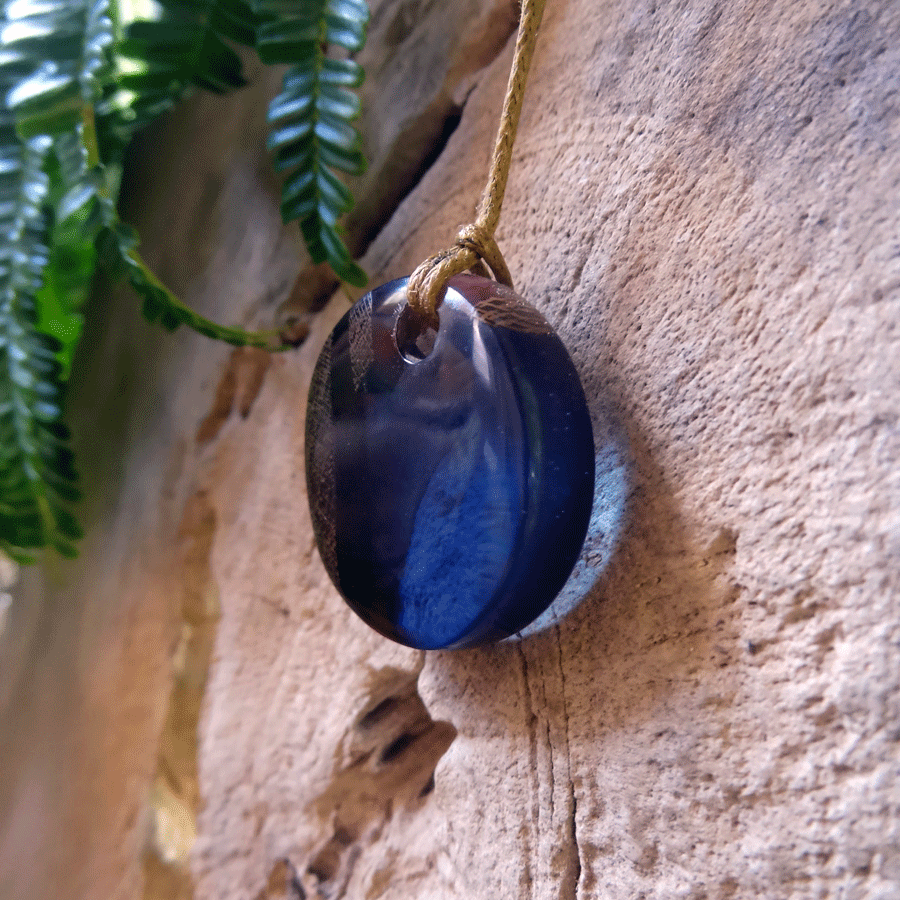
65,109 -> 280,350
95,220 -> 279,349
103,0 -> 262,178
0,130 -> 81,561
4,0 -> 114,138
0,0 -> 116,559
254,0 -> 369,287
1,0 -> 357,558
0,0 -> 273,560
35,132 -> 97,378
118,0 -> 258,120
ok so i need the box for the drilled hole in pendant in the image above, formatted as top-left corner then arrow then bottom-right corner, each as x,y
395,302 -> 437,362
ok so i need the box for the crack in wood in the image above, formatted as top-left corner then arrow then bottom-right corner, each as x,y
299,667 -> 456,896
142,490 -> 221,900
517,643 -> 538,900
556,624 -> 582,900
566,783 -> 582,900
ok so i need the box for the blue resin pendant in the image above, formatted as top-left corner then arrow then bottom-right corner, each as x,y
305,274 -> 595,649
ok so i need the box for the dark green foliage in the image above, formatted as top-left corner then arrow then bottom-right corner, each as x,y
37,133 -> 97,378
98,221 -> 277,348
255,0 -> 369,286
0,130 -> 81,560
0,0 -> 115,559
117,0 -> 259,129
4,0 -> 113,138
0,0 -> 370,560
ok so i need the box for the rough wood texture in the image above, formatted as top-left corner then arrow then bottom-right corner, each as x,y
1,0 -> 898,898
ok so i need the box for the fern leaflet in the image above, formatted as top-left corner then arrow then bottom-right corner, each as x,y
0,128 -> 80,560
116,0 -> 259,129
254,0 -> 369,287
0,0 -> 119,559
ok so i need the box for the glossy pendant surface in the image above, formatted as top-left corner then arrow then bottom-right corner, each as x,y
305,274 -> 595,649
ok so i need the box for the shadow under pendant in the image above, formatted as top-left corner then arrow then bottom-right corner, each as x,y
305,274 -> 595,650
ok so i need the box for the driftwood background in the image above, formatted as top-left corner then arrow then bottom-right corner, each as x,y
1,1 -> 898,898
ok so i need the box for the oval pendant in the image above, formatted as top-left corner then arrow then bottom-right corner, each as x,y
305,274 -> 595,650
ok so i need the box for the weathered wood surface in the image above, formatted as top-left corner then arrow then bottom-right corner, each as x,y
1,1 -> 898,898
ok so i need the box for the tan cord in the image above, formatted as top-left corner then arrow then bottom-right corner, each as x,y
405,0 -> 547,329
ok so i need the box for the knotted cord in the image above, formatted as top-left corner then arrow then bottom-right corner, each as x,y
405,0 -> 547,329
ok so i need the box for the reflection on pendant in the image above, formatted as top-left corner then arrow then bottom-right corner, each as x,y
305,274 -> 595,650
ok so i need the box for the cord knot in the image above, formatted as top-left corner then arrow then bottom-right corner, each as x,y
403,0 -> 545,333
405,225 -> 513,331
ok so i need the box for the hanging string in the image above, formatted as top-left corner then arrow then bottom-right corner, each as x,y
405,0 -> 547,330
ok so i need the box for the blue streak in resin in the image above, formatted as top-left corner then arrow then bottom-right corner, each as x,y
305,275 -> 596,649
